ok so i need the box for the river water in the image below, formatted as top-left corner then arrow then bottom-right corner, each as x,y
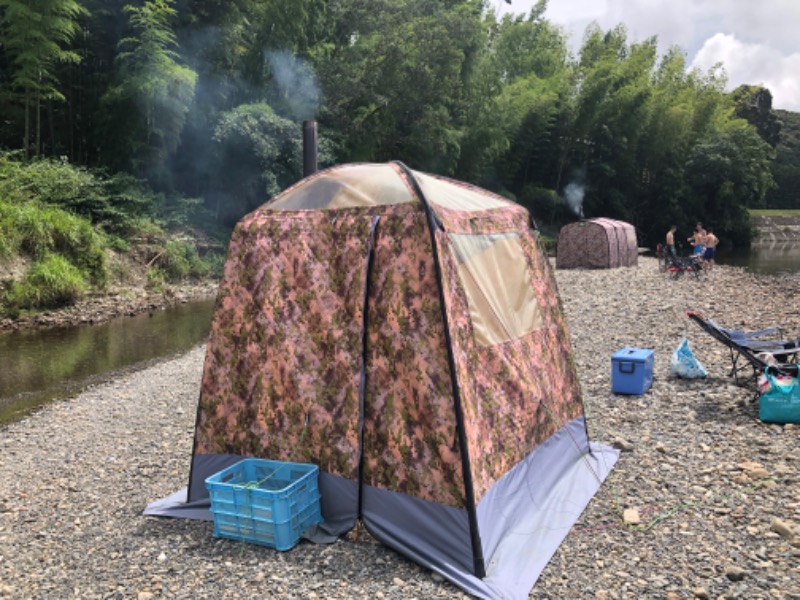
0,298 -> 216,426
720,241 -> 800,277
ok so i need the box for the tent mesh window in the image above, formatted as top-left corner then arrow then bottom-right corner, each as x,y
448,233 -> 542,346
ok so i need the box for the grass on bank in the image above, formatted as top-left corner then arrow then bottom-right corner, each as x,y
4,254 -> 88,311
0,155 -> 225,317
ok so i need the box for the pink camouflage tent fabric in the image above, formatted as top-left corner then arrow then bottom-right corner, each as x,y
146,162 -> 618,599
556,218 -> 638,269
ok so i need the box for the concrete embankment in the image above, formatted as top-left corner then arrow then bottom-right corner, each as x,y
752,214 -> 800,243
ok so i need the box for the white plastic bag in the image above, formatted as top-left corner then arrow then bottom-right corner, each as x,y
670,336 -> 708,379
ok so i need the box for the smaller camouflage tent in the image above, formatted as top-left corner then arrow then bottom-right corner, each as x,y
146,162 -> 617,600
556,218 -> 638,269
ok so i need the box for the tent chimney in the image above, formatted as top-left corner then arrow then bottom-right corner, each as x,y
303,120 -> 318,177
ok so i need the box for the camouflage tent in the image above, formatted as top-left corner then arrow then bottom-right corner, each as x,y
146,163 -> 617,599
556,218 -> 638,269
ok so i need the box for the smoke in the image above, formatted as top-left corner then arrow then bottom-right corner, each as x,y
148,24 -> 324,222
562,167 -> 587,219
563,182 -> 585,218
266,50 -> 320,121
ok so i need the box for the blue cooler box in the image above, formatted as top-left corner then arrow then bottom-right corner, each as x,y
612,347 -> 654,395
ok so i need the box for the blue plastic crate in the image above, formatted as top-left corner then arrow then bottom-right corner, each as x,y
611,347 -> 654,395
205,458 -> 322,551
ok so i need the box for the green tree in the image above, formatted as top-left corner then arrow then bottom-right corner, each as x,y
168,0 -> 330,199
173,0 -> 328,112
731,84 -> 782,148
684,125 -> 775,243
0,0 -> 86,157
456,3 -> 571,193
315,0 -> 485,173
101,0 -> 196,179
560,26 -> 658,220
59,0 -> 130,165
766,109 -> 800,209
210,102 -> 334,224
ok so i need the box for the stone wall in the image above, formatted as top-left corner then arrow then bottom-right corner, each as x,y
751,214 -> 800,243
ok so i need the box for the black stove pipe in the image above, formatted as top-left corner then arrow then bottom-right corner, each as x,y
302,120 -> 318,177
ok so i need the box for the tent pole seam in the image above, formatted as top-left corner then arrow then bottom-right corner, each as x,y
185,388 -> 207,502
392,161 -> 486,579
357,215 -> 381,521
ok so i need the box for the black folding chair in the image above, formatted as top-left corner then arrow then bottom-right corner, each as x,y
686,310 -> 800,388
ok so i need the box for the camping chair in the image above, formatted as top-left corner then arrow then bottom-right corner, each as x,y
685,310 -> 800,388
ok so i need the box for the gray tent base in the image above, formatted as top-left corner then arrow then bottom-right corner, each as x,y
145,417 -> 619,599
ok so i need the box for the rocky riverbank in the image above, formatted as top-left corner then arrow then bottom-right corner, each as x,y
0,280 -> 219,332
0,257 -> 799,599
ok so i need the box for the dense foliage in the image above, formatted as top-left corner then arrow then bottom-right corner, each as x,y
766,110 -> 800,210
0,0 -> 796,249
0,154 -> 220,313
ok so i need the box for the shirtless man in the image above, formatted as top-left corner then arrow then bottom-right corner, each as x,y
688,222 -> 707,256
665,225 -> 677,258
703,227 -> 719,268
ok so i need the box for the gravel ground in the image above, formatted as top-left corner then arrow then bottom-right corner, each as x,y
1,257 -> 799,599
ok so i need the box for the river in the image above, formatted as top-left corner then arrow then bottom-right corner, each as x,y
720,241 -> 800,278
0,298 -> 216,426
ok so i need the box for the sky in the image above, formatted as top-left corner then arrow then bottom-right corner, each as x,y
496,0 -> 800,112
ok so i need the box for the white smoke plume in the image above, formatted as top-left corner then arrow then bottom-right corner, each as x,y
267,50 -> 320,121
563,181 -> 585,219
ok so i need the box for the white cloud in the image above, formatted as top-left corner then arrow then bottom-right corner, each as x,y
700,1 -> 800,55
691,33 -> 800,111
